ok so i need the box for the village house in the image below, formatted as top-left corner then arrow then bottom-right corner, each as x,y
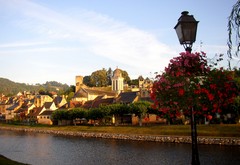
1,68 -> 155,125
34,95 -> 53,107
14,99 -> 35,121
38,110 -> 54,125
0,96 -> 13,119
28,101 -> 58,124
53,96 -> 68,109
73,75 -> 116,103
37,101 -> 58,125
5,100 -> 22,122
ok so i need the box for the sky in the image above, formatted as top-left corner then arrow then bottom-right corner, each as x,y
0,0 -> 239,85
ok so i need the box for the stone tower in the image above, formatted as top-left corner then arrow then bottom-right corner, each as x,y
111,68 -> 124,94
75,75 -> 83,92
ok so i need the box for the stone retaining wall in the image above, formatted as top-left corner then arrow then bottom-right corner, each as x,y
1,127 -> 239,145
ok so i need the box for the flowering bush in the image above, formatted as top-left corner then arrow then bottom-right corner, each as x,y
151,52 -> 238,122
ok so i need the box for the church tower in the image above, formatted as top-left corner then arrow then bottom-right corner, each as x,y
111,68 -> 124,94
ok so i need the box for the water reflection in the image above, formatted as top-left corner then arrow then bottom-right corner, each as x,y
0,130 -> 239,165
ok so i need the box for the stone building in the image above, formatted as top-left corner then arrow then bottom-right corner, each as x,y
111,68 -> 124,94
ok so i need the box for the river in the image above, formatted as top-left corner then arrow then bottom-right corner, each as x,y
0,130 -> 239,165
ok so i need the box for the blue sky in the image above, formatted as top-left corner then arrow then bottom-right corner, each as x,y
0,0 -> 238,85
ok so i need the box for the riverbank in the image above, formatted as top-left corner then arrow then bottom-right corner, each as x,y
1,124 -> 240,145
0,154 -> 28,165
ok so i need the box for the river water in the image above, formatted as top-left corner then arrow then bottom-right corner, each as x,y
0,130 -> 239,165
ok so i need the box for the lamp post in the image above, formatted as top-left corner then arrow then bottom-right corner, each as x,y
174,11 -> 199,53
174,11 -> 200,165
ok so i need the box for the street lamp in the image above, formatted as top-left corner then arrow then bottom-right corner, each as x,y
174,11 -> 200,165
174,11 -> 199,53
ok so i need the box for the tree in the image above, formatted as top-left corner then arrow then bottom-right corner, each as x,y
98,105 -> 112,124
67,92 -> 75,102
120,69 -> 131,84
88,108 -> 105,125
129,79 -> 139,86
65,85 -> 75,94
228,0 -> 240,68
151,51 -> 238,165
151,52 -> 238,122
108,104 -> 130,126
68,108 -> 87,120
130,101 -> 151,126
52,110 -> 69,121
107,67 -> 113,85
90,68 -> 108,87
83,76 -> 92,87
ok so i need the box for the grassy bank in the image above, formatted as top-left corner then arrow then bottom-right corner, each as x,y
0,155 -> 28,165
1,123 -> 240,137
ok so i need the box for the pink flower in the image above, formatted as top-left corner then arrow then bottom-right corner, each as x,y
207,115 -> 212,120
210,84 -> 217,90
178,88 -> 185,96
207,93 -> 214,101
202,106 -> 208,111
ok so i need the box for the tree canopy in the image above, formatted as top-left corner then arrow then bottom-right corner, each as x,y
90,68 -> 108,87
83,67 -> 131,87
151,52 -> 239,122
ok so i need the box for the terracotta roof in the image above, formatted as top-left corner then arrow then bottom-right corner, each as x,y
69,101 -> 83,108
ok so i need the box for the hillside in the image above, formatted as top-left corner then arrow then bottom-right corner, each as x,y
0,78 -> 69,96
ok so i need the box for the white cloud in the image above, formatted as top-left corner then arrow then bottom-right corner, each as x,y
0,41 -> 52,48
6,2 -> 173,76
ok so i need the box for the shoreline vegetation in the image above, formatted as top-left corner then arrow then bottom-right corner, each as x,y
1,123 -> 240,137
1,124 -> 240,145
0,154 -> 28,165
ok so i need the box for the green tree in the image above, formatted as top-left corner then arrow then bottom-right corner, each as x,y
129,79 -> 139,86
130,101 -> 151,126
83,76 -> 92,87
90,68 -> 108,87
67,92 -> 75,102
88,108 -> 105,125
68,108 -> 87,120
52,110 -> 69,121
107,104 -> 130,126
120,69 -> 131,84
65,85 -> 75,94
99,105 -> 112,124
107,67 -> 113,85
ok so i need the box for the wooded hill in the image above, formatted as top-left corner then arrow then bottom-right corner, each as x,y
0,78 -> 69,96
